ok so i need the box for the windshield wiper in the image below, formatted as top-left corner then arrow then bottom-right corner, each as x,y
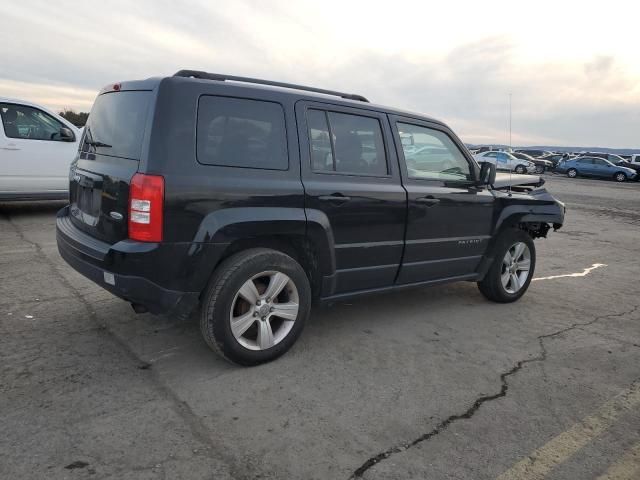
85,139 -> 112,148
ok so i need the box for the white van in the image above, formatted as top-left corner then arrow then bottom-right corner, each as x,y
0,98 -> 81,200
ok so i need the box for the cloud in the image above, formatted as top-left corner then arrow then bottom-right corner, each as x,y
1,1 -> 638,148
585,55 -> 615,76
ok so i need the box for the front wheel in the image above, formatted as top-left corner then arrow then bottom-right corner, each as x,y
567,168 -> 578,178
535,165 -> 545,174
200,248 -> 311,366
514,165 -> 526,174
614,172 -> 627,182
478,229 -> 536,303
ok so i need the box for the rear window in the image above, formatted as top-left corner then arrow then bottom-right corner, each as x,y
197,96 -> 288,170
82,91 -> 151,160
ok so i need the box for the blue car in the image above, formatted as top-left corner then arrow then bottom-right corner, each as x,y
557,156 -> 637,182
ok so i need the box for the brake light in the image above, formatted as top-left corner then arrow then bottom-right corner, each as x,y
128,173 -> 164,242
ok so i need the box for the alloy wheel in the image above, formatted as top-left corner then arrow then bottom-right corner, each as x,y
229,271 -> 299,351
501,242 -> 531,294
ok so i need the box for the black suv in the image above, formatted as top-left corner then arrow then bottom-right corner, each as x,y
57,70 -> 565,365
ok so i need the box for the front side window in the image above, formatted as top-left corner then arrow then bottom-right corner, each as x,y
197,96 -> 288,170
397,122 -> 472,181
0,103 -> 69,141
308,109 -> 388,176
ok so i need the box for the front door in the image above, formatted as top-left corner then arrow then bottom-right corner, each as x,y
389,115 -> 495,285
0,102 -> 77,193
296,101 -> 406,296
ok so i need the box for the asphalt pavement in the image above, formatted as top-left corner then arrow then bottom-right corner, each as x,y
1,174 -> 639,480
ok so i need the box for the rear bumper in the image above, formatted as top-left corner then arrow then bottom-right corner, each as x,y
56,206 -> 203,317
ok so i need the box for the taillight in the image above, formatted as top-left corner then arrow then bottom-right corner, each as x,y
128,173 -> 164,242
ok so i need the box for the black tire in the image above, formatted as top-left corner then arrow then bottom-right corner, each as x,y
200,248 -> 311,366
477,229 -> 536,303
515,165 -> 526,174
614,172 -> 627,182
535,165 -> 544,174
567,168 -> 578,178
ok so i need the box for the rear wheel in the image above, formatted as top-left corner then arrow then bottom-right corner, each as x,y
614,172 -> 627,182
535,164 -> 545,174
514,164 -> 526,174
567,168 -> 578,178
478,229 -> 536,303
200,248 -> 311,366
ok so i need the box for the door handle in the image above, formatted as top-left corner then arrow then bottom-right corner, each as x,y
1,145 -> 20,151
415,196 -> 440,206
318,194 -> 351,203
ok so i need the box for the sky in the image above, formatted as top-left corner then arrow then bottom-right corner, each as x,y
1,0 -> 639,148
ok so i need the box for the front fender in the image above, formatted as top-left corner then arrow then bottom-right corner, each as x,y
492,188 -> 565,234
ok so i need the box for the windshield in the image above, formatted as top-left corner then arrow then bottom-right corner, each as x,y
82,91 -> 152,160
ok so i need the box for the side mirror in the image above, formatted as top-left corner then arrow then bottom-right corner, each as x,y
60,127 -> 75,142
478,161 -> 496,186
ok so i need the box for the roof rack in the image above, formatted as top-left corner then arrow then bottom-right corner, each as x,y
173,70 -> 369,102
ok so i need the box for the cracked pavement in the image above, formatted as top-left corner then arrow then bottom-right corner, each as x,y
2,174 -> 640,479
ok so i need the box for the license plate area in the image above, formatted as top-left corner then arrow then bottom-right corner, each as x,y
70,170 -> 103,227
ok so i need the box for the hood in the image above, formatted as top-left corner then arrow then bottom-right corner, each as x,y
492,172 -> 544,189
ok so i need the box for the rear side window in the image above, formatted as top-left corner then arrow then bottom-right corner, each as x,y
83,91 -> 151,160
307,109 -> 388,176
197,96 -> 288,170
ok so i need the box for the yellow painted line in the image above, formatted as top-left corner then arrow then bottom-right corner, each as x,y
496,381 -> 640,480
532,263 -> 607,281
595,442 -> 640,480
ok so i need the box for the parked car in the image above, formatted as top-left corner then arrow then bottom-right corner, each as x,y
511,152 -> 553,174
540,153 -> 568,168
514,149 -> 553,158
581,152 -> 627,163
631,154 -> 640,164
56,70 -> 564,365
474,150 -> 537,174
556,156 -> 637,182
0,98 -> 81,200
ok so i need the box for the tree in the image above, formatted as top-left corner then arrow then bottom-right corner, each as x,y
59,109 -> 89,127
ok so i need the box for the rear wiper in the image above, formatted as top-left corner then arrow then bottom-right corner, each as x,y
85,140 -> 112,148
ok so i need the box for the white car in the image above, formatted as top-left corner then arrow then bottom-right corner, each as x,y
0,97 -> 81,200
474,150 -> 536,174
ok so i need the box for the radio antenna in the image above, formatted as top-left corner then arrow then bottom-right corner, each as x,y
508,93 -> 513,195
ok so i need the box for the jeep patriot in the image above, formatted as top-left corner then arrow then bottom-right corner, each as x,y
56,70 -> 565,365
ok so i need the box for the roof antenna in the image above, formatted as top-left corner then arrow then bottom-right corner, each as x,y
508,92 -> 513,196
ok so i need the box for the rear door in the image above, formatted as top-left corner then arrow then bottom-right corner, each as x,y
296,102 -> 406,295
69,89 -> 153,243
390,116 -> 494,285
0,102 -> 78,193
